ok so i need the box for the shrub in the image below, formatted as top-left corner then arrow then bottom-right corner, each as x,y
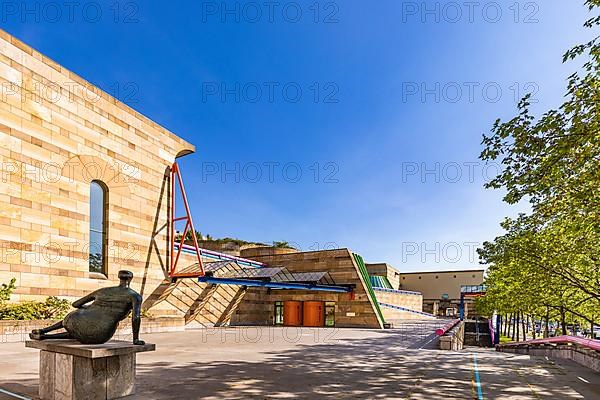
202,236 -> 267,246
273,241 -> 296,249
0,278 -> 71,320
0,296 -> 71,320
0,278 -> 16,304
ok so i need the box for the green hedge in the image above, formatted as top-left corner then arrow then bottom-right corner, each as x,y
0,297 -> 71,320
0,278 -> 71,320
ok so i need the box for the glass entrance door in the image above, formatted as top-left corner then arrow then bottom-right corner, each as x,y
325,302 -> 335,327
274,301 -> 284,325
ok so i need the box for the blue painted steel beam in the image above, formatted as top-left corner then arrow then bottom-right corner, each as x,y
198,276 -> 352,293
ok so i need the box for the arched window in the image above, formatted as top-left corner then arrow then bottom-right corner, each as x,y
89,181 -> 108,275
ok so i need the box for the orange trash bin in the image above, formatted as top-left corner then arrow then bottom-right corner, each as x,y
283,301 -> 303,326
303,301 -> 325,327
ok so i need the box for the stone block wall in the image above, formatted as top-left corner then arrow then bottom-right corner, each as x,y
497,344 -> 600,373
380,307 -> 435,321
239,246 -> 298,258
373,288 -> 423,312
0,316 -> 185,343
439,321 -> 465,350
229,287 -> 272,326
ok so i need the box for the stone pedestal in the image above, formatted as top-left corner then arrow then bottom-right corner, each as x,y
26,340 -> 155,400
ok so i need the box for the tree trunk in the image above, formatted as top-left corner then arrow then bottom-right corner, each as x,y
560,307 -> 567,335
532,315 -> 536,339
521,312 -> 527,341
515,313 -> 520,341
511,314 -> 516,341
544,308 -> 550,338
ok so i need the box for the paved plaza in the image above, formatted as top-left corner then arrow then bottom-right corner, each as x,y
1,321 -> 598,399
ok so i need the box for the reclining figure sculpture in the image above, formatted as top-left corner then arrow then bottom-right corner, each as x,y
29,270 -> 145,345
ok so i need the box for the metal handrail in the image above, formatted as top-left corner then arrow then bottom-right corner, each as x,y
499,335 -> 600,352
378,302 -> 436,318
436,319 -> 461,336
175,243 -> 267,267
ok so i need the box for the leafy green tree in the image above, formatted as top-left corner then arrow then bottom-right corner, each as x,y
477,1 -> 600,338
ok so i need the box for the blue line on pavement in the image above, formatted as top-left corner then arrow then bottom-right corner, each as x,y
473,353 -> 484,400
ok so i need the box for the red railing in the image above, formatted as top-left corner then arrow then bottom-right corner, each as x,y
500,335 -> 600,352
436,319 -> 461,336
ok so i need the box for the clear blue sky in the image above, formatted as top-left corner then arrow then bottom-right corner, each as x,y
3,1 -> 593,271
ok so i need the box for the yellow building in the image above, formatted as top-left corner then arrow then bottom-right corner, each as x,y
399,270 -> 485,317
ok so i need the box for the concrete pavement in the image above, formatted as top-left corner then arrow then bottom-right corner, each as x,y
0,321 -> 598,399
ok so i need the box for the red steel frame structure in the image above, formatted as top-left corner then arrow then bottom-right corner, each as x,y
169,162 -> 205,278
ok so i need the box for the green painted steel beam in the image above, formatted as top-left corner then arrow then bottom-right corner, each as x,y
353,253 -> 385,325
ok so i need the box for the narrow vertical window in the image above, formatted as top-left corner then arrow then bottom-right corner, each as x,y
89,181 -> 108,275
